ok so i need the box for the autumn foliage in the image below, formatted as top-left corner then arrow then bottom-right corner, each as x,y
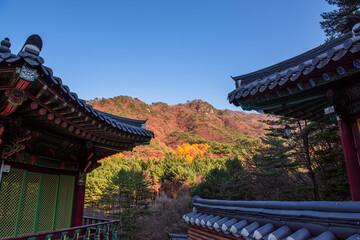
173,143 -> 210,163
90,96 -> 269,154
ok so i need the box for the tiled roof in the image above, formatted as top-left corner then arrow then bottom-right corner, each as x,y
167,233 -> 188,240
101,111 -> 146,128
228,24 -> 360,104
183,196 -> 360,240
0,35 -> 154,138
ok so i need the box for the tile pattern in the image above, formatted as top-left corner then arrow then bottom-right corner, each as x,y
228,25 -> 360,105
183,196 -> 360,240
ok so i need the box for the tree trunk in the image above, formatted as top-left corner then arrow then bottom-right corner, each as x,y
298,120 -> 321,201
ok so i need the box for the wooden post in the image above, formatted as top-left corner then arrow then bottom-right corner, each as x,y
71,173 -> 86,227
338,118 -> 360,201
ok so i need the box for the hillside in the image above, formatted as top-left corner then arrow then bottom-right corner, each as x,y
88,96 -> 270,159
86,97 -> 349,239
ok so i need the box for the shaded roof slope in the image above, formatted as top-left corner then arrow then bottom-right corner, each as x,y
0,34 -> 154,138
100,111 -> 146,128
232,32 -> 353,85
183,196 -> 360,240
228,24 -> 360,104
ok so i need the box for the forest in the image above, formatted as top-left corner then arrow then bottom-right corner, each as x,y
84,97 -> 349,240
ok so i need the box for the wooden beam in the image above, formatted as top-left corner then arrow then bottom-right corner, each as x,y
338,118 -> 360,200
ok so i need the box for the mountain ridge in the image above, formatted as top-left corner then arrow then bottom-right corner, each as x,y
89,96 -> 270,159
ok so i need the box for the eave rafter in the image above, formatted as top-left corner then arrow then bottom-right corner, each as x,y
0,34 -> 154,174
0,65 -> 152,150
235,59 -> 360,121
229,29 -> 360,121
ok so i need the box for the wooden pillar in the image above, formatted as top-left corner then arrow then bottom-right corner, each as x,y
338,118 -> 360,201
71,173 -> 86,227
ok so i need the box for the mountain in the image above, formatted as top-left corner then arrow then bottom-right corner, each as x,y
89,96 -> 270,159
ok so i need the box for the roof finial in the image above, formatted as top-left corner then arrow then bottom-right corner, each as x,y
347,16 -> 360,36
353,22 -> 360,36
0,37 -> 11,53
21,34 -> 43,56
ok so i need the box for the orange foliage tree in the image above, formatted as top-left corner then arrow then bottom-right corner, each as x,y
173,143 -> 210,163
102,152 -> 124,161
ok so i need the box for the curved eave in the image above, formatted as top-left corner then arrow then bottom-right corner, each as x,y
231,32 -> 355,84
229,34 -> 360,104
0,44 -> 154,149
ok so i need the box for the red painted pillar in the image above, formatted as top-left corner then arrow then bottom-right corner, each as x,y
71,173 -> 86,227
338,118 -> 360,201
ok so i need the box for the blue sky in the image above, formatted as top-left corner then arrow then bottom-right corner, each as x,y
1,1 -> 334,111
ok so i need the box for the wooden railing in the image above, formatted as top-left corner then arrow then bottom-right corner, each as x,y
3,218 -> 120,240
83,216 -> 114,225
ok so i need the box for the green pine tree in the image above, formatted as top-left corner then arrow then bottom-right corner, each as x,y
255,117 -> 350,201
250,134 -> 299,200
320,0 -> 360,39
310,123 -> 350,200
102,168 -> 153,240
191,158 -> 254,200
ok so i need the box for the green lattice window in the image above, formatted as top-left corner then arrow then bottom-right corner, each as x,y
0,169 -> 75,238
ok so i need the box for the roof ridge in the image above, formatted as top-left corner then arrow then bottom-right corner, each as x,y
232,32 -> 353,84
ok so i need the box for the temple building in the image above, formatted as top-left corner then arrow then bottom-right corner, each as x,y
181,22 -> 360,240
0,34 -> 153,239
